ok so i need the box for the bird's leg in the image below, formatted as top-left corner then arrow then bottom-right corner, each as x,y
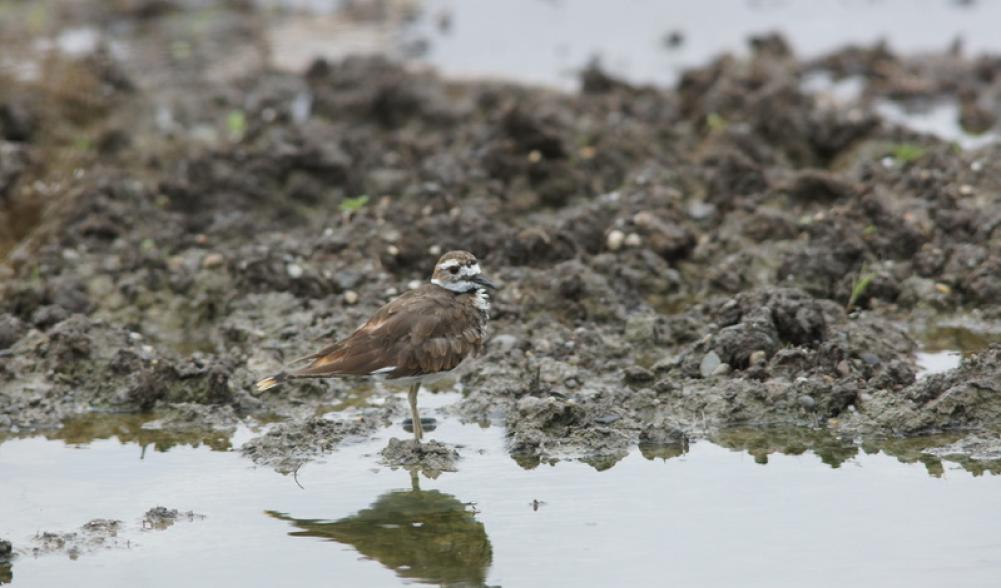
408,382 -> 423,442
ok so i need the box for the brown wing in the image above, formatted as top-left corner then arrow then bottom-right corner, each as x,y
288,285 -> 483,379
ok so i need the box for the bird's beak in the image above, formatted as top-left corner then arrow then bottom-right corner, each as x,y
472,274 -> 498,290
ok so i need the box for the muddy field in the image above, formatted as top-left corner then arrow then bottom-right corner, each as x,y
4,0 -> 1001,579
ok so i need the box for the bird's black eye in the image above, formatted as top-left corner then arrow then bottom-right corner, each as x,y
448,266 -> 459,274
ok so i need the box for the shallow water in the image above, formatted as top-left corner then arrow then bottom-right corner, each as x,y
3,397 -> 1001,587
914,318 -> 1001,377
415,0 -> 1001,89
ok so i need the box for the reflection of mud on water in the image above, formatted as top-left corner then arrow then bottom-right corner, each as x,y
0,538 -> 11,585
0,411 -> 236,454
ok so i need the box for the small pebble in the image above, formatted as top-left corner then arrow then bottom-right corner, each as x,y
386,245 -> 400,257
385,287 -> 399,297
860,352 -> 881,367
836,360 -> 852,377
711,363 -> 731,376
624,233 -> 642,247
407,280 -> 421,290
606,230 -> 625,251
699,351 -> 721,378
343,290 -> 359,305
428,244 -> 442,256
286,263 -> 304,279
798,395 -> 817,410
492,334 -> 518,352
748,350 -> 767,366
202,253 -> 224,269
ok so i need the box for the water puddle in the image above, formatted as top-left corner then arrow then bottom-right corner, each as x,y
3,407 -> 1001,586
412,0 -> 1001,90
914,317 -> 1001,378
875,99 -> 1000,149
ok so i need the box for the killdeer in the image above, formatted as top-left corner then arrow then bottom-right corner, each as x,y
255,250 -> 497,442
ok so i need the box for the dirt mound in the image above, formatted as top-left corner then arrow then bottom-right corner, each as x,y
3,6 -> 1001,468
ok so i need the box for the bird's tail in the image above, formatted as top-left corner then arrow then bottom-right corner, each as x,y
254,371 -> 287,393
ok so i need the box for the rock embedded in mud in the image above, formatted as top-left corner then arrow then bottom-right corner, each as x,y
606,229 -> 625,251
201,252 -> 225,269
0,538 -> 11,560
699,351 -> 722,378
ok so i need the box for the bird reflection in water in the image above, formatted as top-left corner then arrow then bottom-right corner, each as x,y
268,471 -> 492,587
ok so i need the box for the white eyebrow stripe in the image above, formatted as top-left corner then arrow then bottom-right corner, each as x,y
459,263 -> 481,277
439,259 -> 460,269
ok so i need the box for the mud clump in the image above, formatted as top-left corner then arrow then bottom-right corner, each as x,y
859,345 -> 1001,434
31,519 -> 126,560
241,408 -> 396,474
3,4 -> 1001,469
142,507 -> 205,530
380,438 -> 459,477
0,538 -> 11,583
507,396 -> 635,464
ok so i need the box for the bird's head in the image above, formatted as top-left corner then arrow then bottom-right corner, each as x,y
430,251 -> 497,293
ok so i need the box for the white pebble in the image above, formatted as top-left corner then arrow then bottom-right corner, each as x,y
428,244 -> 442,256
286,263 -> 304,279
408,280 -> 421,290
343,290 -> 359,305
624,233 -> 642,247
386,245 -> 400,256
606,230 -> 625,251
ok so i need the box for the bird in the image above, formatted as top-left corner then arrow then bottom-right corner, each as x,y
255,250 -> 497,442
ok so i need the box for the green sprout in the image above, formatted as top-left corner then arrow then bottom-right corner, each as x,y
848,273 -> 874,309
706,112 -> 728,133
226,110 -> 246,138
339,195 -> 369,213
890,143 -> 926,163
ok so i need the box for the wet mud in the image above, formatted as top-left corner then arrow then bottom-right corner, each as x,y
4,1 -> 1001,476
